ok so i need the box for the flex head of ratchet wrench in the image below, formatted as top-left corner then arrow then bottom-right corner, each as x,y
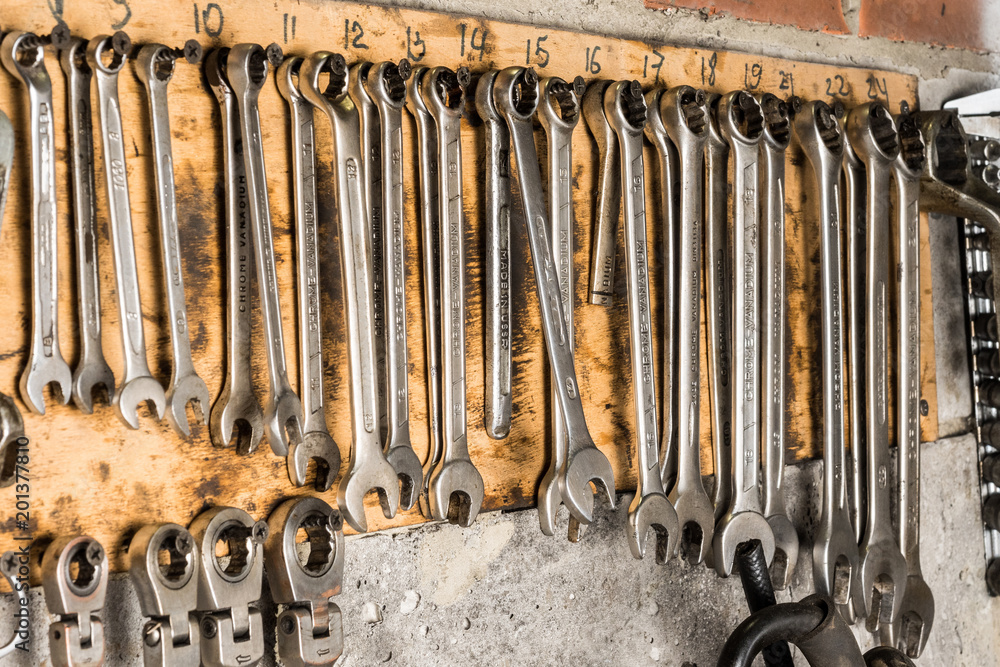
41,536 -> 109,667
265,497 -> 345,666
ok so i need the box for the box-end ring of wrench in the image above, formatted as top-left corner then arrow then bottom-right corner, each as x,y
1,31 -> 73,415
300,52 -> 399,533
495,66 -> 616,526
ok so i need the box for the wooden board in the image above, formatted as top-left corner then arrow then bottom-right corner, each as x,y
0,0 -> 926,576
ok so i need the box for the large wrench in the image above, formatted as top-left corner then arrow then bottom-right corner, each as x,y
846,101 -> 907,631
495,66 -> 616,526
206,48 -> 265,456
276,56 -> 341,491
757,92 -> 798,589
659,86 -> 715,564
369,60 -> 423,510
536,75 -> 589,541
136,45 -> 211,438
1,32 -> 73,414
422,66 -> 485,526
86,35 -> 165,429
476,70 -> 513,441
60,37 -> 115,414
607,80 -> 679,564
227,43 -> 304,457
712,91 -> 775,577
583,80 -> 621,307
300,52 -> 398,533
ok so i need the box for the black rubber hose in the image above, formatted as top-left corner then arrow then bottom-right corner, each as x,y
717,601 -> 824,667
735,539 -> 794,667
863,646 -> 917,667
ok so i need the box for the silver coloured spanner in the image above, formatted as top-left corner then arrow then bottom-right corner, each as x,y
712,91 -> 775,577
583,80 -> 621,307
42,535 -> 109,667
300,52 -> 399,533
757,92 -> 798,589
60,37 -> 115,414
0,550 -> 28,659
206,48 -> 265,456
227,43 -> 303,457
659,86 -> 715,564
275,56 -> 341,491
846,101 -> 907,631
607,80 -> 679,564
369,59 -> 424,510
536,74 -> 589,541
1,31 -> 73,415
476,70 -> 513,441
495,66 -> 616,526
136,44 -> 211,439
86,34 -> 166,429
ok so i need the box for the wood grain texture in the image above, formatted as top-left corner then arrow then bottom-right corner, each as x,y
0,0 -> 925,575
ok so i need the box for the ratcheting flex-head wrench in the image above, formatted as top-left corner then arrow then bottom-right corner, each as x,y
659,86 -> 715,564
60,37 -> 116,414
421,66 -> 485,526
847,102 -> 908,632
136,44 -> 211,438
227,44 -> 304,457
712,91 -> 775,577
86,35 -> 166,429
607,81 -> 679,564
476,70 -> 513,441
206,48 -> 265,456
300,52 -> 399,532
756,92 -> 799,589
1,32 -> 73,414
883,108 -> 933,658
368,59 -> 424,510
405,66 -> 444,518
535,75 -> 589,541
275,56 -> 341,491
495,66 -> 616,526
583,80 -> 621,307
791,99 -> 864,621
42,536 -> 109,667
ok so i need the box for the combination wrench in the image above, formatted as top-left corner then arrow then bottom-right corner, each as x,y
583,80 -> 621,307
206,48 -> 265,456
476,70 -> 513,441
536,74 -> 589,541
846,101 -> 907,631
136,44 -> 211,438
60,37 -> 115,413
659,86 -> 715,563
276,56 -> 341,490
300,51 -> 399,532
369,60 -> 423,509
86,34 -> 166,429
1,32 -> 73,414
422,66 -> 485,526
757,92 -> 798,589
607,80 -> 679,563
495,66 -> 616,527
227,43 -> 304,457
712,91 -> 775,577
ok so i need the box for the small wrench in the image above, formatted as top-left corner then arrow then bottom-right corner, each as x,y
276,56 -> 341,491
659,86 -> 716,564
86,34 -> 166,429
846,101 -> 907,631
607,80 -> 679,563
206,48 -> 265,456
757,92 -> 798,589
227,43 -> 304,456
712,91 -> 775,577
495,66 -> 616,526
369,59 -> 423,510
476,70 -> 513,441
536,74 -> 589,541
1,32 -> 73,414
422,66 -> 485,526
583,80 -> 621,307
300,52 -> 399,532
136,44 -> 211,438
60,37 -> 115,413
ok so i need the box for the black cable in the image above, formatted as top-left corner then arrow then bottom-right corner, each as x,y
734,539 -> 795,667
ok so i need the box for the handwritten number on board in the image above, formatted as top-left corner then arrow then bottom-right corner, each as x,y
778,70 -> 794,97
701,52 -> 717,87
824,74 -> 851,97
459,24 -> 487,61
526,35 -> 550,68
283,13 -> 296,43
193,3 -> 224,38
344,20 -> 369,50
643,49 -> 665,83
744,62 -> 762,90
407,27 -> 426,62
111,0 -> 131,30
867,75 -> 889,104
585,46 -> 601,75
